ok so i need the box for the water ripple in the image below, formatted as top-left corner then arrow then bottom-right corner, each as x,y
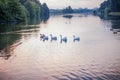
52,68 -> 120,80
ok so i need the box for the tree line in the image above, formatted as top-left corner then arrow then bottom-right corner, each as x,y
97,0 -> 120,15
0,0 -> 49,23
50,6 -> 95,14
62,6 -> 73,13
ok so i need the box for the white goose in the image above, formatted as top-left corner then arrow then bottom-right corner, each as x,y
43,35 -> 49,41
50,34 -> 57,41
73,35 -> 80,42
60,35 -> 67,43
40,34 -> 45,40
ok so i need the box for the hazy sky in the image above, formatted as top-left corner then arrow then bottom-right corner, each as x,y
40,0 -> 105,9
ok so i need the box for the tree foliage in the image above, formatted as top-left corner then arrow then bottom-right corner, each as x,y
24,0 -> 40,18
0,0 -> 49,23
41,3 -> 49,18
110,0 -> 120,12
99,0 -> 120,15
0,0 -> 27,22
63,6 -> 73,13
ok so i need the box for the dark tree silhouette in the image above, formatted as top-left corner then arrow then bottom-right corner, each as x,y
99,0 -> 120,14
0,0 -> 49,23
41,3 -> 49,19
63,6 -> 73,13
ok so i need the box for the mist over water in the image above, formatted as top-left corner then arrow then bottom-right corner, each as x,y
0,14 -> 120,80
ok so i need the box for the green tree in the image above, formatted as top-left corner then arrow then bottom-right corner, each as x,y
41,3 -> 49,18
0,0 -> 49,23
0,0 -> 27,22
63,6 -> 73,13
24,0 -> 41,19
110,0 -> 120,12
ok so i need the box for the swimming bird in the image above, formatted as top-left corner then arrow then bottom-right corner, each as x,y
50,34 -> 57,42
40,34 -> 45,40
73,35 -> 80,42
60,35 -> 67,43
43,35 -> 49,41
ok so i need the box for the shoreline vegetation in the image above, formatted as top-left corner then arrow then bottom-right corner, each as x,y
0,0 -> 120,24
95,0 -> 120,17
50,6 -> 96,15
50,0 -> 120,18
0,0 -> 49,24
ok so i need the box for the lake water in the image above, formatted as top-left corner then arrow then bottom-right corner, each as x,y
0,14 -> 120,80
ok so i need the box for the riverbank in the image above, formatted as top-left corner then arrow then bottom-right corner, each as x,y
109,12 -> 120,16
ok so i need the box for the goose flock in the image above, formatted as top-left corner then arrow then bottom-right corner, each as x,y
40,34 -> 80,43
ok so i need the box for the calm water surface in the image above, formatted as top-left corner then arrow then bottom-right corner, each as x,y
0,14 -> 120,80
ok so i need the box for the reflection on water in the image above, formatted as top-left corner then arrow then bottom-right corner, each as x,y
0,24 -> 40,34
99,15 -> 120,34
42,16 -> 50,24
63,14 -> 73,19
0,34 -> 22,60
0,14 -> 120,80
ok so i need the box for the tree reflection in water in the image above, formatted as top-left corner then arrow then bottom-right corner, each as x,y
0,16 -> 50,60
99,15 -> 120,34
0,34 -> 22,60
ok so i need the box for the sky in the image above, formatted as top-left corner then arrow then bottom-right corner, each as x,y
39,0 -> 105,9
